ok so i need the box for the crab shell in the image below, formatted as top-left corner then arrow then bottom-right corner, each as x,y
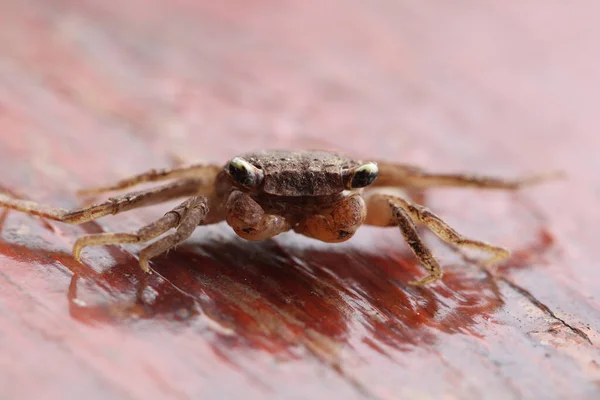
236,150 -> 364,197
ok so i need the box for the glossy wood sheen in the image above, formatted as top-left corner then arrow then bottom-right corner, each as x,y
0,1 -> 599,399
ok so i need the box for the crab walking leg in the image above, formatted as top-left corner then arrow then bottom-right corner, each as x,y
373,162 -> 562,190
77,164 -> 221,196
137,196 -> 208,271
0,179 -> 203,224
225,190 -> 292,241
365,194 -> 443,285
366,194 -> 510,284
391,195 -> 510,263
73,206 -> 179,264
74,196 -> 208,272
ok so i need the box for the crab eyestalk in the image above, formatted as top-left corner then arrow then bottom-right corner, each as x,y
347,162 -> 379,189
228,157 -> 264,188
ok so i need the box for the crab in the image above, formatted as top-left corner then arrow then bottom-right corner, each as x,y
0,150 -> 551,285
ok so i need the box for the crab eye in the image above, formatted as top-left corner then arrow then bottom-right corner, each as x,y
349,162 -> 378,188
228,157 -> 261,187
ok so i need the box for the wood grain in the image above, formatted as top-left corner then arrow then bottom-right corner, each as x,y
0,1 -> 599,399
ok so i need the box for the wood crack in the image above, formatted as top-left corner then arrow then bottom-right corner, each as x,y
499,276 -> 593,345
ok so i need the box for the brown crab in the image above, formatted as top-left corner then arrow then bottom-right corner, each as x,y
0,150 -> 551,285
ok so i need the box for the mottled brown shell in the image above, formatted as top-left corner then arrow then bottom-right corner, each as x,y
241,150 -> 361,196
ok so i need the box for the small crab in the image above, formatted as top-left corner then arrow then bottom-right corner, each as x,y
0,150 -> 552,285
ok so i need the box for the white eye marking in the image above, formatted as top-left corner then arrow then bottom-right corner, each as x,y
228,157 -> 263,187
349,162 -> 379,188
230,157 -> 253,172
356,162 -> 378,175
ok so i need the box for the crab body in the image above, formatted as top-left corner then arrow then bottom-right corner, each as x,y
0,149 -> 550,285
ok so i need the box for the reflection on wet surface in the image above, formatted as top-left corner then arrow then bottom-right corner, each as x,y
0,228 -> 509,361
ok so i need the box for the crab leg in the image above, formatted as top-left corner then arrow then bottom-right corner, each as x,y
373,162 -> 561,190
77,164 -> 221,195
0,179 -> 204,224
137,196 -> 208,271
365,194 -> 442,285
365,194 -> 510,285
75,196 -> 209,272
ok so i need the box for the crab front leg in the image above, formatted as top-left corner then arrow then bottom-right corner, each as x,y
373,162 -> 561,190
226,191 -> 293,240
295,193 -> 366,243
365,194 -> 510,285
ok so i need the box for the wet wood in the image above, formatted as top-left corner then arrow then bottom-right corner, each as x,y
0,1 -> 599,399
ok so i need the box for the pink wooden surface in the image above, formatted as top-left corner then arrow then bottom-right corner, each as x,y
0,1 -> 599,399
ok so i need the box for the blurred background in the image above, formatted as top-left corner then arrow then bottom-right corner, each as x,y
0,1 -> 599,399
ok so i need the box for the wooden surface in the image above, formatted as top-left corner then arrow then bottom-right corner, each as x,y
1,1 -> 599,399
